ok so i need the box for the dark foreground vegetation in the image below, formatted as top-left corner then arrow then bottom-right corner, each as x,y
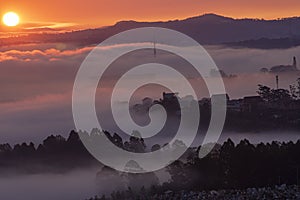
1,130 -> 300,199
88,134 -> 300,199
0,130 -> 100,174
88,184 -> 300,200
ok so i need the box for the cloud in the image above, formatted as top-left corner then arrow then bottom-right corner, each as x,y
22,22 -> 77,30
0,22 -> 78,37
206,45 -> 300,74
0,47 -> 93,62
1,43 -> 300,143
0,169 -> 98,200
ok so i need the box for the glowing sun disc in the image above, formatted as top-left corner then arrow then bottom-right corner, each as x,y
2,12 -> 20,27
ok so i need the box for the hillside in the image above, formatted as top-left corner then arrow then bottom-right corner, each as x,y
1,14 -> 300,48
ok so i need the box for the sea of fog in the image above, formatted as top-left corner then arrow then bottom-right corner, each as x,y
0,170 -> 98,200
1,45 -> 300,144
0,168 -> 170,200
0,44 -> 299,200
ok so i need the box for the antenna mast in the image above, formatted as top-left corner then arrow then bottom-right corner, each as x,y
153,30 -> 157,57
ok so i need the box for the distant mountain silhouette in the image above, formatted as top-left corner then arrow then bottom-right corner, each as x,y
1,13 -> 300,48
226,37 -> 300,49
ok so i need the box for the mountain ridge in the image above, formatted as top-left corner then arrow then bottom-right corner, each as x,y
1,13 -> 300,48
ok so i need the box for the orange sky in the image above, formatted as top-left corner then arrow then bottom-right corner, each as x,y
1,0 -> 300,29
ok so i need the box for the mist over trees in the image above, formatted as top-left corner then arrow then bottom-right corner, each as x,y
89,138 -> 300,200
1,129 -> 300,199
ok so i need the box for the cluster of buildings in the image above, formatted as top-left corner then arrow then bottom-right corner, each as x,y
209,93 -> 300,113
261,56 -> 299,73
133,90 -> 300,115
133,55 -> 300,116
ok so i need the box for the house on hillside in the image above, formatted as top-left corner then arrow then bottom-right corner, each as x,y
269,56 -> 298,73
242,96 -> 264,113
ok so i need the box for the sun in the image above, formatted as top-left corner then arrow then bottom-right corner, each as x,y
2,12 -> 20,27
